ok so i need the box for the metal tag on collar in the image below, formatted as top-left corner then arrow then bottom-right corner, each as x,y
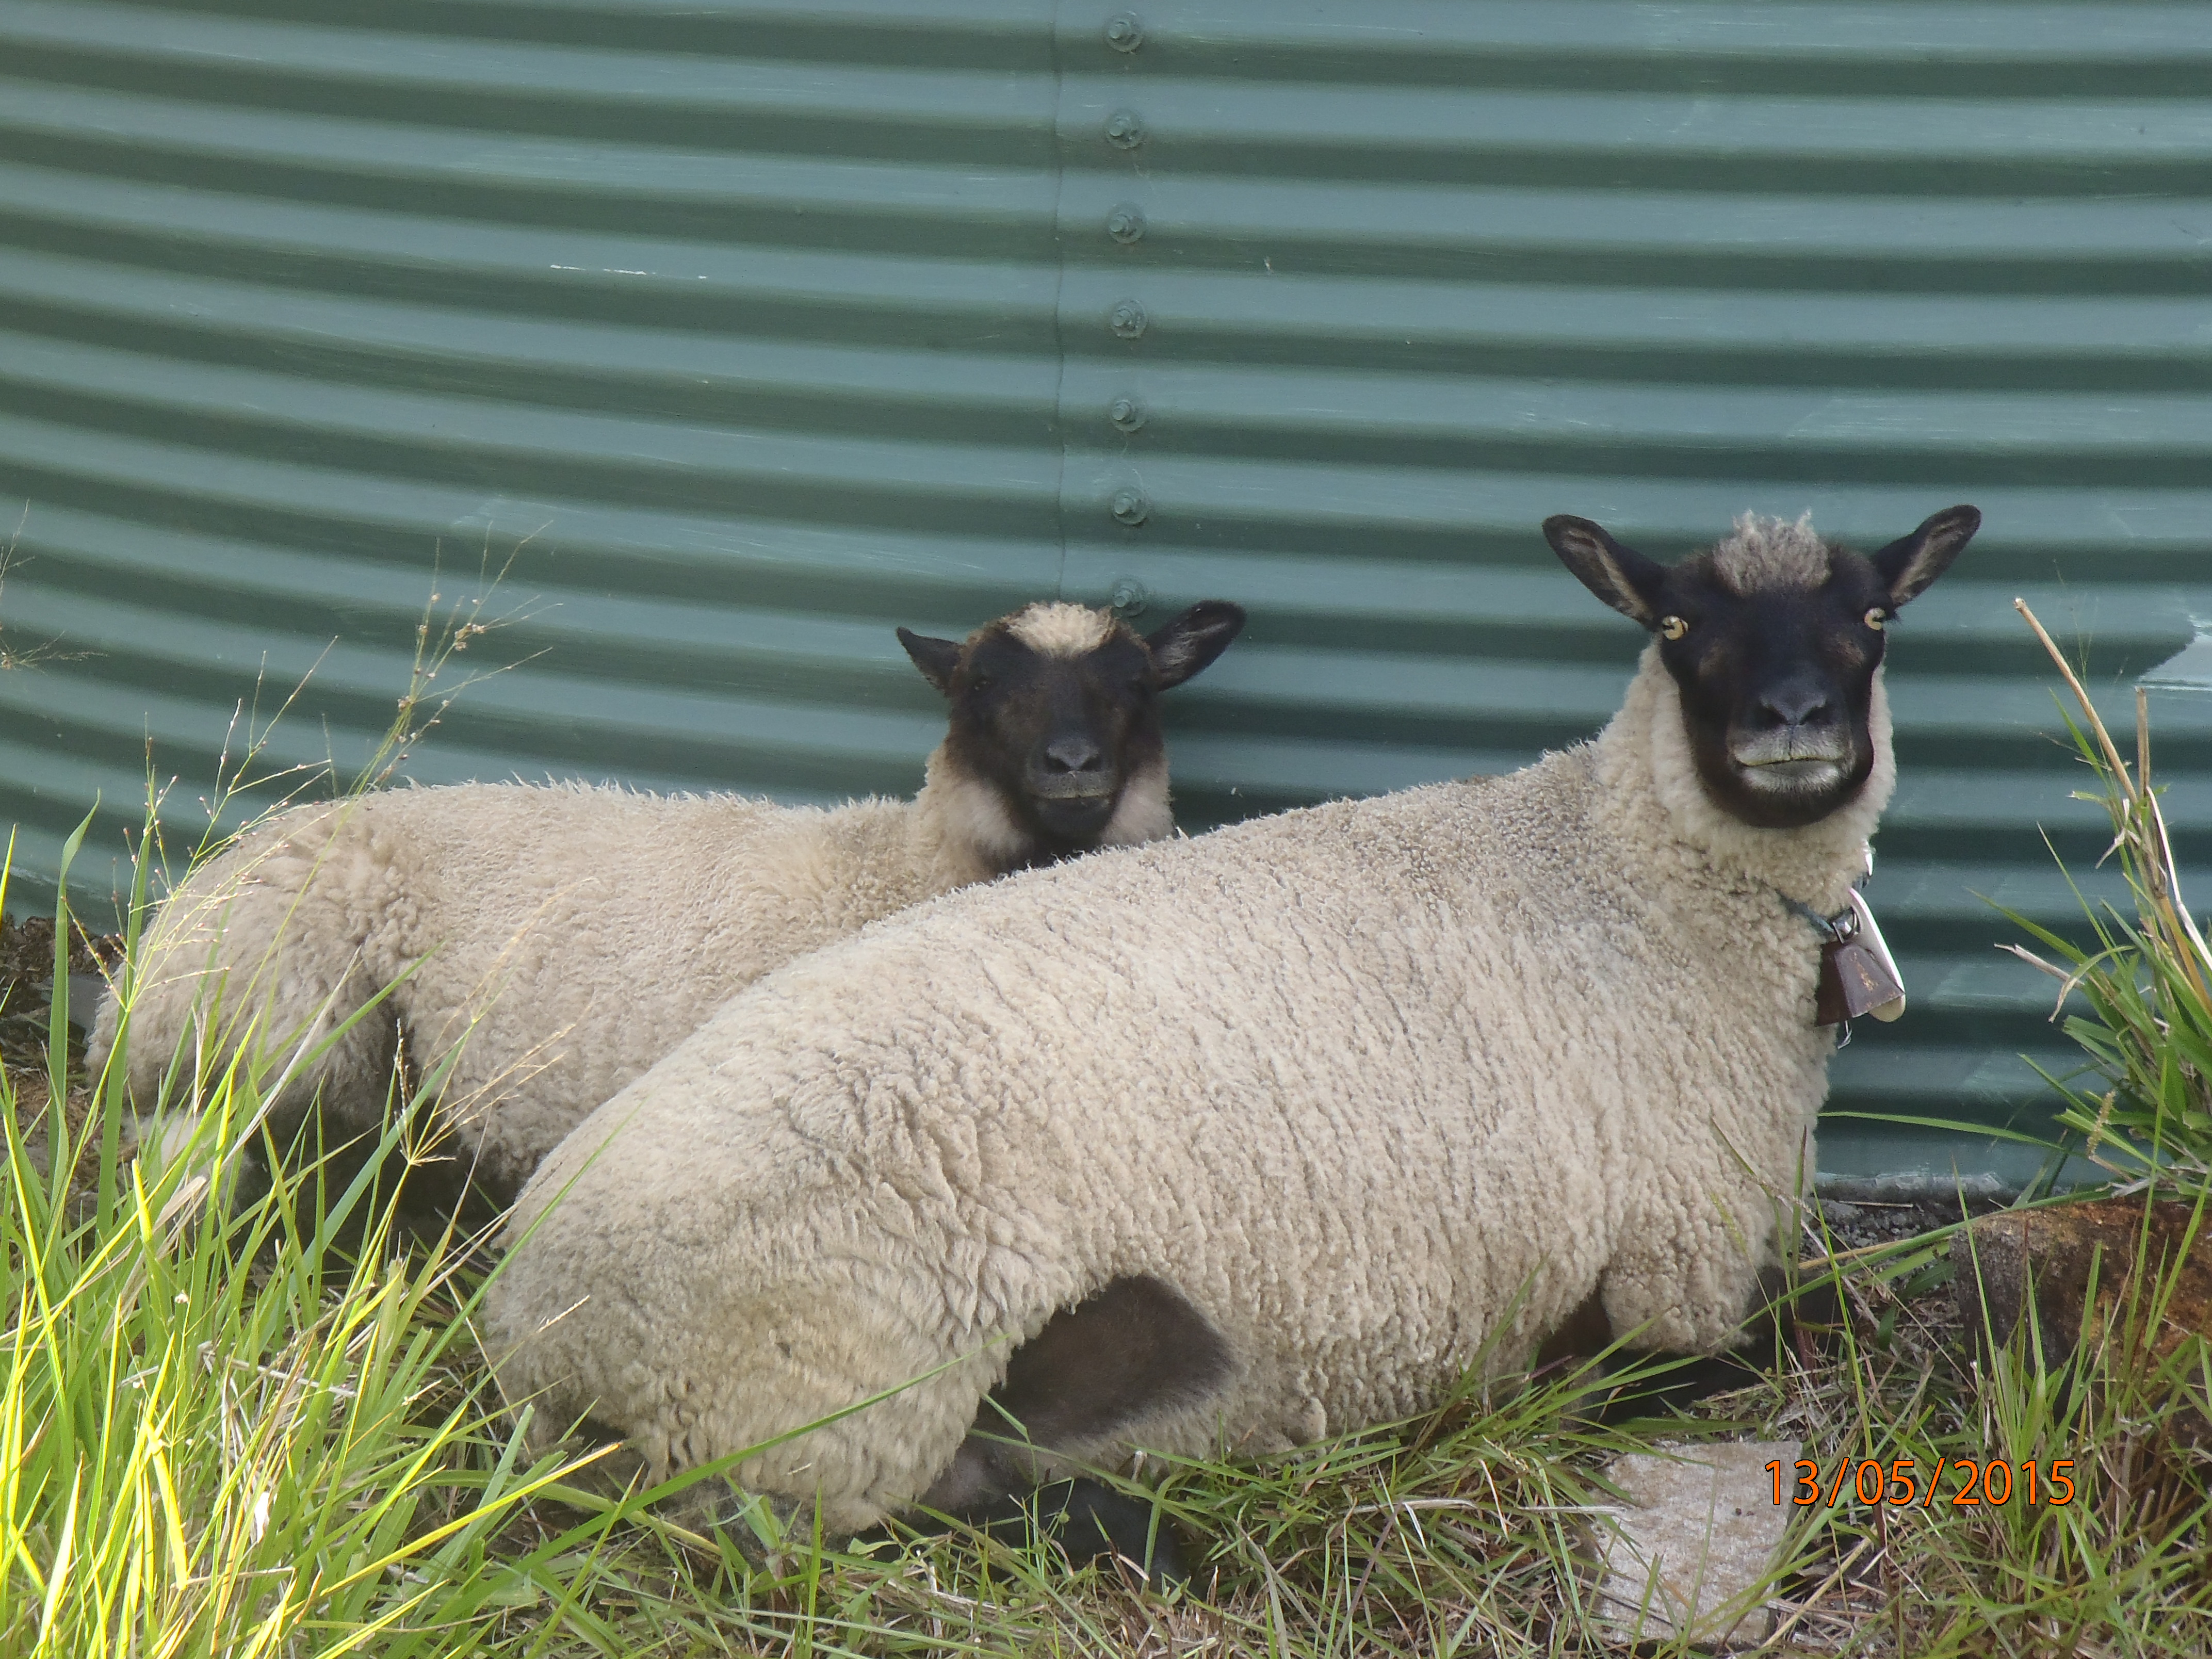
1845,889 -> 1905,1021
1813,892 -> 1907,1026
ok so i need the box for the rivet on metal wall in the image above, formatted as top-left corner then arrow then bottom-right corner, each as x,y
1107,203 -> 1146,244
1110,577 -> 1151,613
1104,12 -> 1144,52
1108,396 -> 1147,432
1105,109 -> 1146,149
1109,489 -> 1149,527
1108,299 -> 1148,339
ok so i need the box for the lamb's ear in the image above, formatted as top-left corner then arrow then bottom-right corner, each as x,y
897,627 -> 965,696
1145,600 -> 1247,690
1542,516 -> 1669,627
1871,505 -> 1980,608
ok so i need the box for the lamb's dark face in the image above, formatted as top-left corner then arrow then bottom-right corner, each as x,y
898,600 -> 1245,855
1543,506 -> 1980,830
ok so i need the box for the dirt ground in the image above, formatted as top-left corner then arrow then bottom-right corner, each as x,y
0,912 -> 111,1053
1,912 -> 123,1183
1819,1194 -> 2016,1261
1808,1195 -> 2008,1374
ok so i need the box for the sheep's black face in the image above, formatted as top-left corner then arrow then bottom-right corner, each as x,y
1649,563 -> 1893,828
954,625 -> 1154,847
1543,506 -> 1980,831
898,600 -> 1245,855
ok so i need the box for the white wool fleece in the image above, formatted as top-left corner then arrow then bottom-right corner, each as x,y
92,749 -> 1173,1196
489,649 -> 1893,1531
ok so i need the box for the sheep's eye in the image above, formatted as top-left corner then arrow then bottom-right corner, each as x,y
967,672 -> 992,691
1658,615 -> 1688,641
1864,608 -> 1888,632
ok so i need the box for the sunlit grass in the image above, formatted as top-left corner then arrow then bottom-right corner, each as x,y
1,835 -> 626,1657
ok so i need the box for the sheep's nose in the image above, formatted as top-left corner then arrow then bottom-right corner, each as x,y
1757,682 -> 1835,728
1043,735 -> 1105,774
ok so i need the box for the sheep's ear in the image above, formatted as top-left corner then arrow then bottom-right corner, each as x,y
897,627 -> 965,696
1543,516 -> 1669,627
1871,505 -> 1980,608
1145,600 -> 1247,689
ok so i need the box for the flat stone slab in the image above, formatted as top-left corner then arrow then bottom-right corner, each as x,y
1586,1439 -> 1799,1649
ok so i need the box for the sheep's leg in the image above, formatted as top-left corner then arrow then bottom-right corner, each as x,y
914,1275 -> 1232,1582
357,1026 -> 517,1236
1560,1265 -> 1843,1423
1532,1287 -> 1614,1372
1595,1153 -> 1812,1355
1542,1281 -> 1768,1421
934,1475 -> 1192,1584
262,1039 -> 515,1256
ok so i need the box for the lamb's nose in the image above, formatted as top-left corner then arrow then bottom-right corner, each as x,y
1757,682 -> 1834,728
1043,736 -> 1104,774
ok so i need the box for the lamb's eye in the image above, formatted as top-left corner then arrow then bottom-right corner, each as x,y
1658,615 -> 1688,641
1864,608 -> 1887,632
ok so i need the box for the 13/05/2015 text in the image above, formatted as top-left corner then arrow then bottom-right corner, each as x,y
1767,1458 -> 2075,1508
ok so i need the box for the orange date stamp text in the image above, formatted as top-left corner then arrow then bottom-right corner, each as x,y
1766,1457 -> 2075,1508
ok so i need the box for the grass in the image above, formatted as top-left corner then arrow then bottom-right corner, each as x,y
2,827 -> 629,1658
19,995 -> 2205,1658
1772,600 -> 2212,1655
1998,601 -> 2212,1196
4,598 -> 2210,1655
1775,1203 -> 2212,1656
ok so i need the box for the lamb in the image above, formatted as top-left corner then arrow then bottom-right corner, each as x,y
485,506 -> 1979,1561
93,598 -> 1245,1213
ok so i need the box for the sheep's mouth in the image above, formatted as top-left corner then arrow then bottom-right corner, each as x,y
1729,733 -> 1855,794
1028,789 -> 1117,839
1734,758 -> 1846,794
1026,773 -> 1118,802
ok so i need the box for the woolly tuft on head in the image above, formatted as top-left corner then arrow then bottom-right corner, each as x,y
1005,602 -> 1119,659
1706,512 -> 1834,596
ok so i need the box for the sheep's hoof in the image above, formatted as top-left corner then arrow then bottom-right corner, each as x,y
888,1477 -> 1190,1587
1031,1476 -> 1190,1587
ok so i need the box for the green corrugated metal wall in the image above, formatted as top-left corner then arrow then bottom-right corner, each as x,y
1,0 -> 2208,1189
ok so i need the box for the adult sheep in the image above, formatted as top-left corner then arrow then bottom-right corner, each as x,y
487,507 -> 1978,1565
94,598 -> 1245,1214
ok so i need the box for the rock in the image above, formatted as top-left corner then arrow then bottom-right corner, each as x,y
1585,1439 -> 1799,1649
1954,1196 -> 2212,1371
